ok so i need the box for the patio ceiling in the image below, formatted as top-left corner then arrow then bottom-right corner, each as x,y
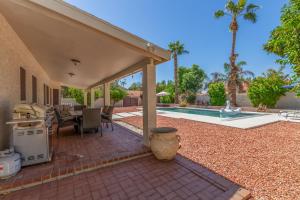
0,0 -> 170,89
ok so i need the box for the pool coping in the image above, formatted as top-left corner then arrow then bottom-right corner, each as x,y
116,107 -> 281,129
157,106 -> 269,121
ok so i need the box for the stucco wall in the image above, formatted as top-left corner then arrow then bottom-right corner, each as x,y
236,93 -> 252,107
0,13 -> 58,150
196,92 -> 300,109
237,92 -> 300,109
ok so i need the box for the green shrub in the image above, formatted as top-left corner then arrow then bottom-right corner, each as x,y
160,96 -> 172,104
208,82 -> 226,106
186,94 -> 196,104
248,75 -> 286,108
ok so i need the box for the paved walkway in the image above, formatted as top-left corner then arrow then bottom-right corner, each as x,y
0,155 -> 249,200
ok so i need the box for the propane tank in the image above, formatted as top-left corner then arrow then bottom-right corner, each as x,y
0,147 -> 21,179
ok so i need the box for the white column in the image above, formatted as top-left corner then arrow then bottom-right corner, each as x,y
104,83 -> 110,106
91,88 -> 95,108
142,59 -> 156,146
83,90 -> 88,106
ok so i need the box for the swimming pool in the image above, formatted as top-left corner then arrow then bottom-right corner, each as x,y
157,107 -> 259,118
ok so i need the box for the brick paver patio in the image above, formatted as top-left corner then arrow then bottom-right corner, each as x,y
0,124 -> 149,194
0,155 -> 249,200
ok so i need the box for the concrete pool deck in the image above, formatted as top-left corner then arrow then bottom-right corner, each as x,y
113,108 -> 281,129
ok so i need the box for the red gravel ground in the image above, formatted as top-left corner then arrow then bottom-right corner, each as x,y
118,116 -> 300,200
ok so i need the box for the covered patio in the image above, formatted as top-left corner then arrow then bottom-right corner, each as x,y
0,0 -> 169,147
0,0 -> 167,194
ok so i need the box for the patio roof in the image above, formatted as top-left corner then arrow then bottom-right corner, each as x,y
0,0 -> 170,89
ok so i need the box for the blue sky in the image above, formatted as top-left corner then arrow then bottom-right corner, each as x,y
65,0 -> 289,88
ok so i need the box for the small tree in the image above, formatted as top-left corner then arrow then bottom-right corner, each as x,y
247,68 -> 287,108
208,82 -> 226,106
264,0 -> 300,76
62,86 -> 84,105
110,86 -> 127,106
178,64 -> 207,104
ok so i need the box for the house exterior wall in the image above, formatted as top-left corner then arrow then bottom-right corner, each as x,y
0,13 -> 58,150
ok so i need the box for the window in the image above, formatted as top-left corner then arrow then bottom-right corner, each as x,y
20,67 -> 26,101
46,85 -> 49,105
53,89 -> 59,105
32,76 -> 37,103
43,84 -> 46,105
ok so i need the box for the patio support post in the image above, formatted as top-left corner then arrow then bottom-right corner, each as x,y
104,82 -> 110,106
83,90 -> 88,106
142,58 -> 156,146
91,88 -> 95,108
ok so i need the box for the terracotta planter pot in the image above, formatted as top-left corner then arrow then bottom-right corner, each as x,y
150,127 -> 180,160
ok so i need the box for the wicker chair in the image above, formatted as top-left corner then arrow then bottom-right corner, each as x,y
80,108 -> 102,137
54,108 -> 78,137
101,106 -> 114,131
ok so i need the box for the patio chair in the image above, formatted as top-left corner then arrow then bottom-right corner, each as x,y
101,106 -> 114,131
102,106 -> 109,114
80,108 -> 102,138
54,108 -> 78,137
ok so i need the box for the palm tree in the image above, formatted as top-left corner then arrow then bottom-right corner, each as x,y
211,61 -> 255,92
168,41 -> 189,104
215,0 -> 259,105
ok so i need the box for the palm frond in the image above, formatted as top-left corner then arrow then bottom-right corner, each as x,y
244,12 -> 257,23
237,61 -> 247,67
182,50 -> 189,54
241,70 -> 255,77
168,41 -> 188,56
211,72 -> 227,82
223,63 -> 231,73
237,0 -> 247,12
214,10 -> 225,18
246,3 -> 259,12
226,1 -> 236,12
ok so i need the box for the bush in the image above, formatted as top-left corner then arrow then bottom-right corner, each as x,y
186,94 -> 196,104
160,96 -> 172,104
208,82 -> 226,106
248,75 -> 286,108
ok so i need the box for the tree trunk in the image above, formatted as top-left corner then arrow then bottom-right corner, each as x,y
228,18 -> 238,106
174,53 -> 179,104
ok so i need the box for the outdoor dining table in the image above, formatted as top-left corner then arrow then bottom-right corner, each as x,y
69,110 -> 83,117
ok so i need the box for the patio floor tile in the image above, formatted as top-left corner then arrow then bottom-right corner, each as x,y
0,124 -> 149,194
0,155 -> 248,200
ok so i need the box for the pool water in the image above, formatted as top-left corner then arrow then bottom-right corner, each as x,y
157,107 -> 258,118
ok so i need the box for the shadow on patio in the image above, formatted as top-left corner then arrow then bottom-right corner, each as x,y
0,124 -> 150,194
0,155 -> 250,200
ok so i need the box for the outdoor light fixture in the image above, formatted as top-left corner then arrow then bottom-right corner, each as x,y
68,72 -> 75,77
146,42 -> 154,52
70,58 -> 80,66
